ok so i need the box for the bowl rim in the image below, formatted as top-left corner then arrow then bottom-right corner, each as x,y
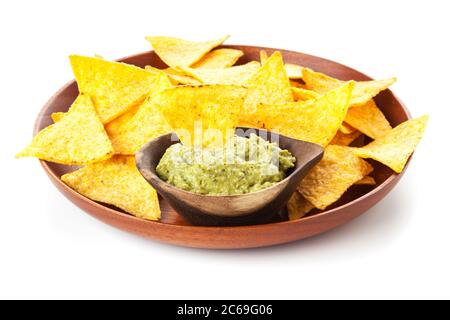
135,128 -> 324,199
35,45 -> 412,232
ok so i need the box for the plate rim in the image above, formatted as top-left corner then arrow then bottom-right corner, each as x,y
34,45 -> 412,243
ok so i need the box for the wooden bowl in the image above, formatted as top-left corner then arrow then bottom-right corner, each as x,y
35,45 -> 411,249
135,128 -> 324,226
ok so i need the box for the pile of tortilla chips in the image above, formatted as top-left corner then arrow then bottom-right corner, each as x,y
17,35 -> 428,222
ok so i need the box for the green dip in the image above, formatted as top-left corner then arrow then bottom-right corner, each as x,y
156,133 -> 296,195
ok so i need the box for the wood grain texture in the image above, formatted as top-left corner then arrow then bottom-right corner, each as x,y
35,45 -> 411,249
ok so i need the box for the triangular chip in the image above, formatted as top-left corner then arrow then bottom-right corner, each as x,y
70,55 -> 165,123
242,51 -> 293,124
104,70 -> 172,147
330,130 -> 362,146
344,99 -> 392,139
237,120 -> 261,129
292,87 -> 320,101
298,145 -> 374,210
17,94 -> 113,165
352,115 -> 428,173
339,122 -> 357,134
287,191 -> 315,220
284,63 -> 303,79
260,50 -> 303,79
259,50 -> 268,63
110,97 -> 173,155
257,81 -> 354,146
61,156 -> 160,220
355,176 -> 376,185
153,85 -> 247,146
192,48 -> 243,69
302,67 -> 396,107
146,35 -> 229,68
290,80 -> 307,89
145,65 -> 202,86
105,103 -> 141,138
51,112 -> 65,122
53,100 -> 145,139
176,61 -> 260,86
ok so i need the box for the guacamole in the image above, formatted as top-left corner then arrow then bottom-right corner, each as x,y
156,133 -> 296,195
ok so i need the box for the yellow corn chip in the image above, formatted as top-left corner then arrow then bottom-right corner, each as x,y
259,50 -> 268,63
145,65 -> 202,86
355,176 -> 376,185
51,112 -> 65,122
70,55 -> 164,123
164,68 -> 202,85
330,130 -> 362,146
292,87 -> 320,101
340,122 -> 357,134
237,120 -> 261,129
192,48 -> 243,69
284,63 -> 303,79
61,156 -> 160,220
302,68 -> 396,107
242,51 -> 293,124
110,98 -> 173,155
176,61 -> 260,86
257,81 -> 354,146
106,71 -> 172,143
105,103 -> 141,138
352,115 -> 428,173
146,35 -> 229,68
260,50 -> 303,79
153,85 -> 247,146
287,191 -> 315,220
298,145 -> 374,210
344,99 -> 392,139
290,80 -> 307,89
17,94 -> 113,165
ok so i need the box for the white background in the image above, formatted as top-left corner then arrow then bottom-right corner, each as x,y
1,0 -> 449,299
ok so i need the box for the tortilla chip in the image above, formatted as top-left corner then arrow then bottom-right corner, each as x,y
237,120 -> 261,129
153,85 -> 247,146
290,80 -> 307,89
284,63 -> 303,79
352,115 -> 428,173
17,94 -> 113,165
257,81 -> 354,146
145,65 -> 201,86
70,55 -> 164,123
340,122 -> 357,134
105,103 -> 141,138
192,48 -> 243,69
51,112 -> 65,122
292,87 -> 320,101
145,35 -> 229,68
61,156 -> 160,220
302,68 -> 396,107
109,98 -> 173,155
355,176 -> 376,185
260,50 -> 302,79
176,61 -> 260,86
344,99 -> 392,139
330,130 -> 362,146
242,51 -> 293,124
298,145 -> 374,210
287,191 -> 315,220
259,50 -> 268,63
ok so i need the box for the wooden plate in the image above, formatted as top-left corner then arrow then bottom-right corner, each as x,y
35,45 -> 411,249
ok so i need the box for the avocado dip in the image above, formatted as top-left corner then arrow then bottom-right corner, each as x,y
156,133 -> 296,195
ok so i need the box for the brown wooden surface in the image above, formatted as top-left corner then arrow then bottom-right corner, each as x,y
35,45 -> 411,249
